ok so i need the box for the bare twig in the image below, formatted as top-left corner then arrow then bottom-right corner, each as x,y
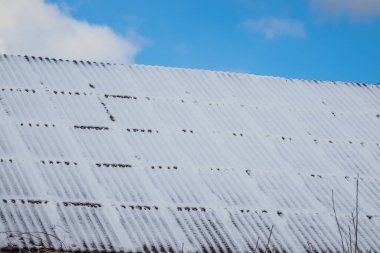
307,241 -> 313,253
264,225 -> 274,253
0,230 -> 65,249
253,237 -> 260,253
355,175 -> 359,253
332,190 -> 345,252
344,235 -> 350,253
330,174 -> 362,253
348,225 -> 352,253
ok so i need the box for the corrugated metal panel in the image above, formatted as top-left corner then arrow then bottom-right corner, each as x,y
0,54 -> 379,252
0,90 -> 59,122
0,201 -> 61,250
116,206 -> 190,252
0,55 -> 41,89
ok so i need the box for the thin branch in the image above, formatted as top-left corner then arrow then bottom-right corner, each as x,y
0,230 -> 65,249
344,235 -> 350,253
264,225 -> 274,253
355,174 -> 359,253
351,212 -> 357,235
348,225 -> 352,253
307,241 -> 313,253
253,237 -> 260,253
332,190 -> 346,253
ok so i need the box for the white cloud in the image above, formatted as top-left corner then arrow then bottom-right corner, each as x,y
311,0 -> 380,19
244,18 -> 305,39
0,0 -> 142,63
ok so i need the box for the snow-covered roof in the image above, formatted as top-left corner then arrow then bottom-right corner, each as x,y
0,54 -> 380,252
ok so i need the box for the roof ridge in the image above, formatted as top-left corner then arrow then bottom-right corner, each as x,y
0,53 -> 376,86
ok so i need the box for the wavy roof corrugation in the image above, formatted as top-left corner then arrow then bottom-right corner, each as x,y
0,54 -> 380,252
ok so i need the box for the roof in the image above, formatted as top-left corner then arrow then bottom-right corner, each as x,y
0,54 -> 380,252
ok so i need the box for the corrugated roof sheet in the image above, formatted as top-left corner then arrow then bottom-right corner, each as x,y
0,54 -> 380,252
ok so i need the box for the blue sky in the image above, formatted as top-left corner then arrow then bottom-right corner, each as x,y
1,0 -> 379,84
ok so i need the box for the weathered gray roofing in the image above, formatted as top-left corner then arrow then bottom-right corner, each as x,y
0,54 -> 380,252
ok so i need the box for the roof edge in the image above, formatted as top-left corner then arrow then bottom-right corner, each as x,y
0,53 -> 377,87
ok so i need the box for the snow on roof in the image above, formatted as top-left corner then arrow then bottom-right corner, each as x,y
0,54 -> 380,252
